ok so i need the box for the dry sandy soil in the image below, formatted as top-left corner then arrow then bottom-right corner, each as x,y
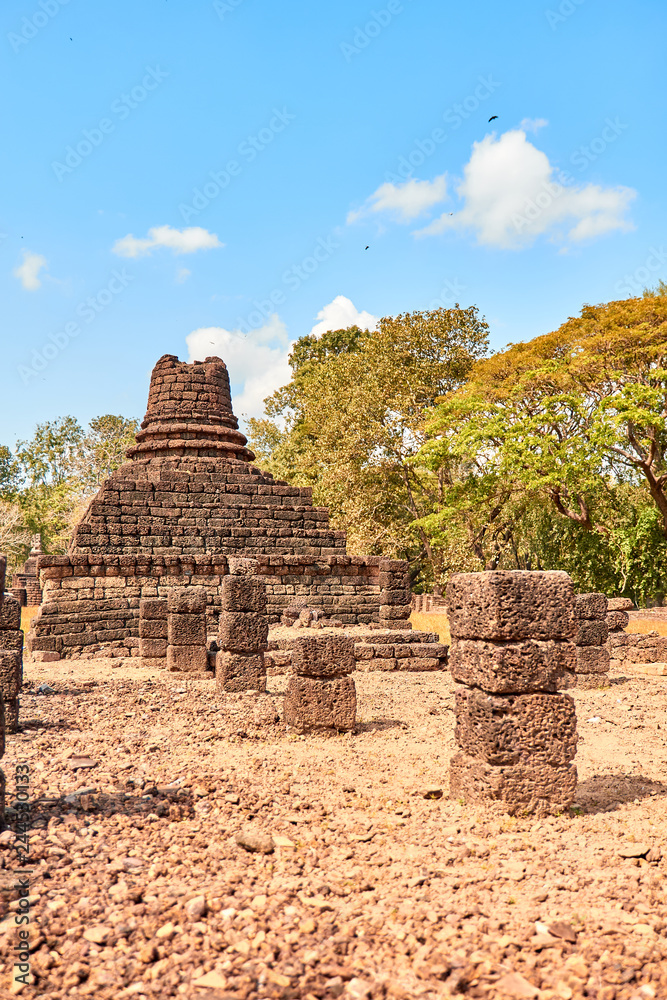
1,637 -> 666,1000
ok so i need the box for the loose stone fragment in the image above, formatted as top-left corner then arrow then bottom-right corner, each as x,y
235,828 -> 274,854
606,610 -> 630,631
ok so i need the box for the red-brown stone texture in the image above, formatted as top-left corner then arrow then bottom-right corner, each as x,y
446,571 -> 576,642
284,674 -> 357,733
11,537 -> 43,606
447,570 -> 578,815
0,594 -> 22,733
29,355 -> 409,657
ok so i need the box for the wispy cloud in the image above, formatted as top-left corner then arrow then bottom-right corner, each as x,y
112,225 -> 222,258
415,127 -> 635,248
176,268 -> 191,284
13,250 -> 48,290
347,175 -> 448,224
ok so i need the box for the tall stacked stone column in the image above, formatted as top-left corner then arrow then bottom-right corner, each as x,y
167,588 -> 208,673
447,571 -> 578,815
575,593 -> 610,689
217,562 -> 268,692
0,586 -> 23,734
284,636 -> 357,733
379,559 -> 412,630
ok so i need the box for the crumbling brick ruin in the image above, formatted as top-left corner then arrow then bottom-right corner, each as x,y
284,635 -> 357,733
447,570 -> 578,815
575,593 -> 610,689
606,598 -> 667,675
28,355 -> 412,659
12,536 -> 44,607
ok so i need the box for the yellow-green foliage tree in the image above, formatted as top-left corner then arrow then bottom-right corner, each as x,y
418,288 -> 667,602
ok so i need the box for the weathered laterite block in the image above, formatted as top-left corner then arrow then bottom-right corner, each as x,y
575,593 -> 608,620
168,613 -> 207,646
454,688 -> 577,767
447,571 -> 576,641
576,619 -> 609,647
449,752 -> 577,816
576,645 -> 610,674
215,651 -> 266,693
607,610 -> 630,631
0,698 -> 5,758
221,576 -> 267,614
167,645 -> 208,673
167,588 -> 207,615
219,611 -> 268,654
292,635 -> 355,678
449,638 -> 576,694
4,698 -> 19,734
0,651 -> 22,699
139,618 -> 168,640
0,597 -> 21,631
139,597 -> 168,620
140,637 -> 167,659
284,674 -> 356,733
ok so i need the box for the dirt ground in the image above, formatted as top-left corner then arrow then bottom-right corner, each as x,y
1,644 -> 666,1000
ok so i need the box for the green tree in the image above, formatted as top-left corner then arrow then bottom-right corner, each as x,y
248,307 -> 489,583
75,414 -> 139,489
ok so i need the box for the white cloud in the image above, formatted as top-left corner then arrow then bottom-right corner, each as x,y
112,225 -> 222,258
415,128 -> 635,248
309,295 -> 379,338
347,174 -> 447,224
186,314 -> 292,421
13,251 -> 48,291
520,117 -> 549,133
176,268 -> 191,284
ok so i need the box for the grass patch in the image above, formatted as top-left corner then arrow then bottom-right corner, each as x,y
410,611 -> 450,644
21,606 -> 39,634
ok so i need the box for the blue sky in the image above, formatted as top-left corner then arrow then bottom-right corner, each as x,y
2,0 -> 666,447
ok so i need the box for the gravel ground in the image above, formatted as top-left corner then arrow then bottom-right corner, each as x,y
0,656 -> 666,1000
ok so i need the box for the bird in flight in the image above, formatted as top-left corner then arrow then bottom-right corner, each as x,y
488,115 -> 498,122
364,246 -> 369,250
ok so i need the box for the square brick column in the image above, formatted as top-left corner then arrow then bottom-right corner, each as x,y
447,570 -> 578,815
575,593 -> 610,689
217,563 -> 268,693
139,598 -> 168,666
0,595 -> 23,733
284,636 -> 357,733
166,588 -> 208,673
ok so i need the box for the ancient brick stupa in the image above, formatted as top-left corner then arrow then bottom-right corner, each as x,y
29,355 -> 408,659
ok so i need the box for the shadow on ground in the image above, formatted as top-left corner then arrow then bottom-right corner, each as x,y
575,773 -> 667,813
